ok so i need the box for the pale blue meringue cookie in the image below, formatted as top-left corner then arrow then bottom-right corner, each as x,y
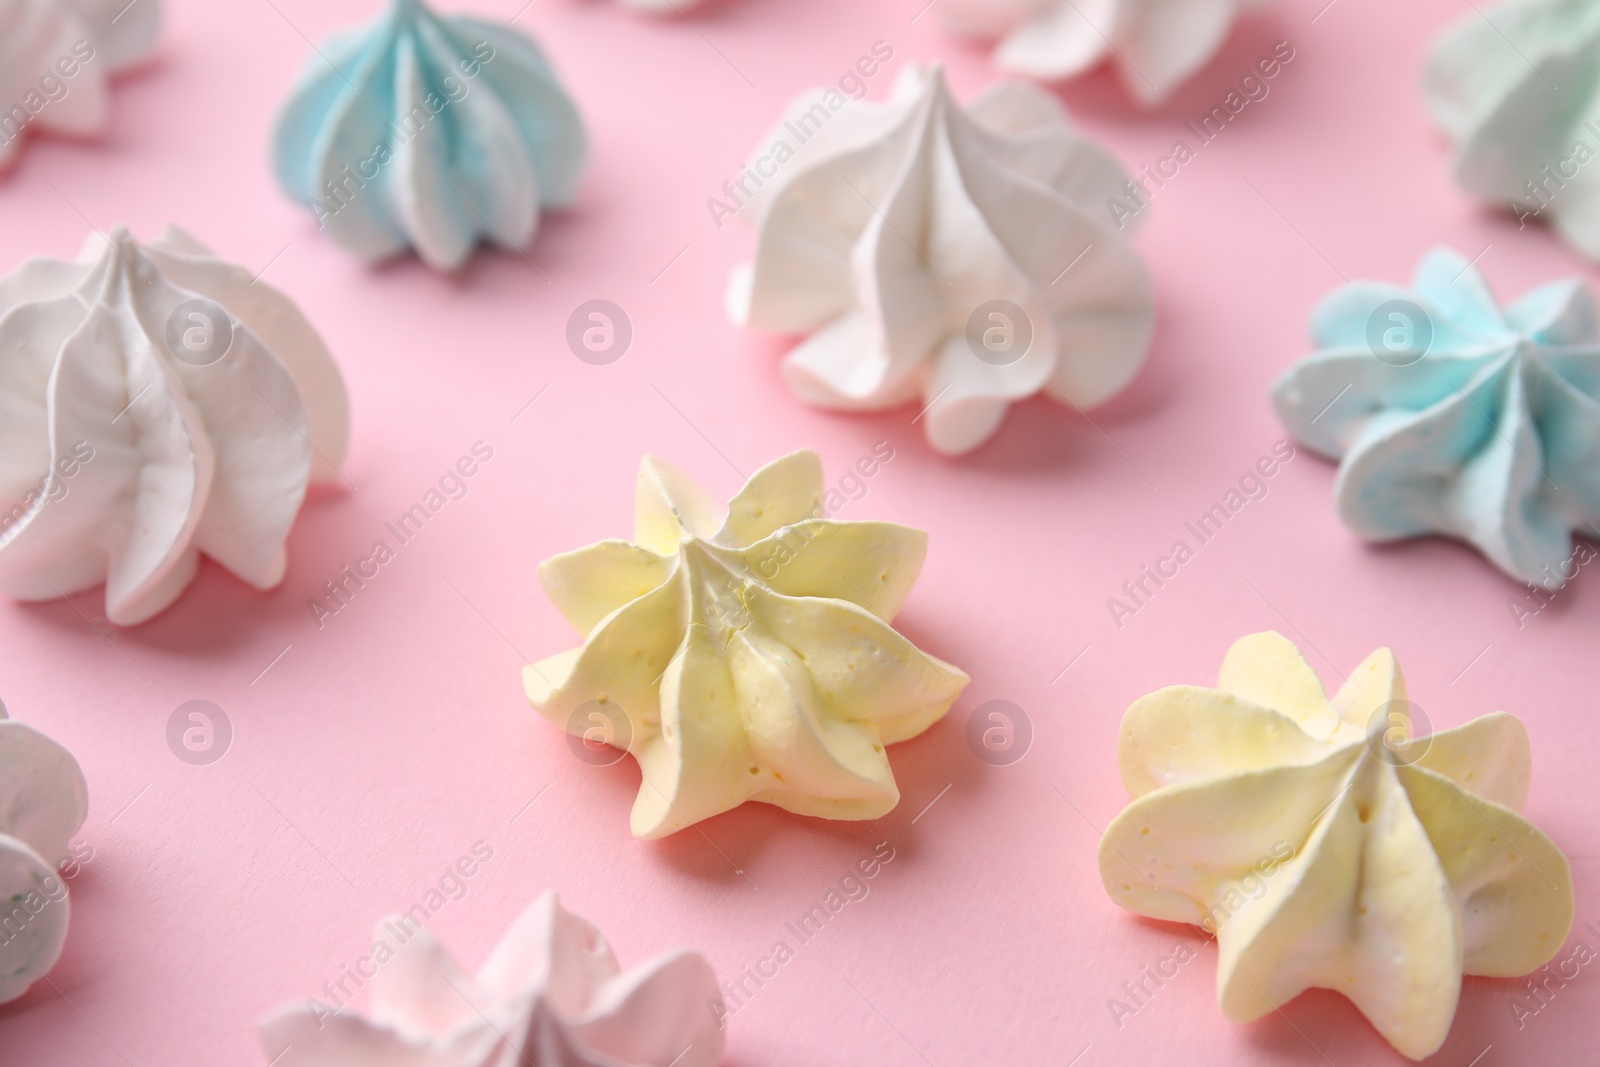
1424,0 -> 1600,261
1273,248 -> 1600,589
272,0 -> 585,271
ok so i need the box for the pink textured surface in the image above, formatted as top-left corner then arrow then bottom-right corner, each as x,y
0,0 -> 1596,1064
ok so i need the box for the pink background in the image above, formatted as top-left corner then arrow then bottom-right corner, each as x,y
1,0 -> 1597,1064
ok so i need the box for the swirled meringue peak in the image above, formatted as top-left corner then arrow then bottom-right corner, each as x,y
1273,247 -> 1600,589
525,450 -> 969,839
1099,632 -> 1574,1061
726,65 -> 1153,456
0,0 -> 162,169
937,0 -> 1268,104
0,699 -> 88,1005
272,0 -> 586,272
259,891 -> 724,1067
1425,0 -> 1600,260
0,225 -> 350,625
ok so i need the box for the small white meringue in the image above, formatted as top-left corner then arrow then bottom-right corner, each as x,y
728,65 -> 1152,456
0,699 -> 88,1005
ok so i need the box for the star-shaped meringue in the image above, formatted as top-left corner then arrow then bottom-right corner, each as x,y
525,450 -> 969,839
1273,247 -> 1600,588
258,892 -> 723,1067
1098,631 -> 1574,1060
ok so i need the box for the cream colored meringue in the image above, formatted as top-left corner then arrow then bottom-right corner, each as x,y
525,450 -> 969,839
938,0 -> 1270,104
1099,632 -> 1574,1060
0,0 -> 162,168
727,65 -> 1152,456
0,226 -> 349,625
0,699 -> 88,1005
259,891 -> 724,1067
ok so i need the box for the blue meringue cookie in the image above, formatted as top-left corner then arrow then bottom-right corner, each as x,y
272,0 -> 585,271
1273,248 -> 1600,589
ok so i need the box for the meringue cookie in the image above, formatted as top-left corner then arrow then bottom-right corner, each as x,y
0,0 -> 162,169
727,65 -> 1152,456
1273,247 -> 1600,589
938,0 -> 1269,105
0,225 -> 350,625
1425,0 -> 1600,260
0,699 -> 88,1005
259,891 -> 724,1067
525,450 -> 969,839
273,0 -> 586,272
1099,632 -> 1573,1061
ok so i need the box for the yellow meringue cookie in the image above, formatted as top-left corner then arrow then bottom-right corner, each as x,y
1098,631 -> 1573,1061
525,450 -> 968,839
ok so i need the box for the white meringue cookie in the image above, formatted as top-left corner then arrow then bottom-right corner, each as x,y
0,0 -> 162,168
1099,632 -> 1574,1061
525,450 -> 969,839
728,65 -> 1152,456
259,891 -> 724,1067
0,699 -> 88,1005
0,225 -> 350,625
938,0 -> 1269,105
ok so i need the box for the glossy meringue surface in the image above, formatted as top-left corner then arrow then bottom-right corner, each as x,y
259,891 -> 724,1067
0,225 -> 349,625
728,65 -> 1152,456
0,701 -> 87,1005
937,0 -> 1268,104
273,0 -> 586,272
1273,247 -> 1600,588
1099,632 -> 1573,1061
0,0 -> 162,168
1425,0 -> 1600,260
525,450 -> 969,838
